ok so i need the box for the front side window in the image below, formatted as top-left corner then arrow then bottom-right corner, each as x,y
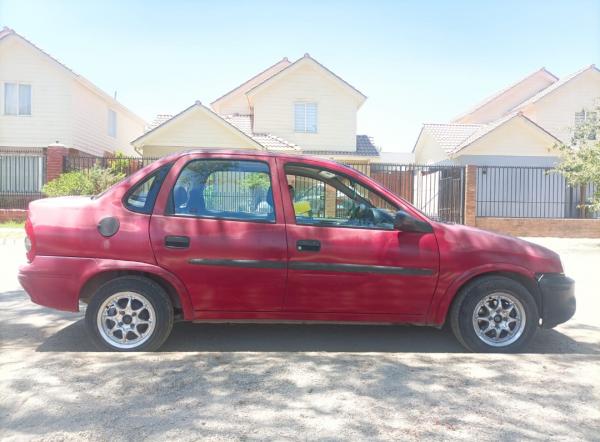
4,82 -> 31,115
294,102 -> 317,133
285,164 -> 398,230
171,159 -> 275,222
108,109 -> 117,137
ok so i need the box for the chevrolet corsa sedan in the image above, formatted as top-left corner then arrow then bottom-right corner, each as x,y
18,151 -> 576,352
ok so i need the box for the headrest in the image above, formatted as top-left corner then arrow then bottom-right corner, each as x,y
188,185 -> 205,214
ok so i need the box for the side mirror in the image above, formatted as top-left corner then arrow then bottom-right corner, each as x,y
394,210 -> 433,233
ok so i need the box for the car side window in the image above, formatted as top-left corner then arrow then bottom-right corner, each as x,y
170,159 -> 275,222
285,164 -> 398,230
124,165 -> 170,214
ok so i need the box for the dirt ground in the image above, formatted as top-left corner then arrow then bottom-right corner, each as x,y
1,232 -> 599,441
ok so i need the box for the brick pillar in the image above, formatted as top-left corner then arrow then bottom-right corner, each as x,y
464,165 -> 477,226
45,143 -> 68,183
324,185 -> 337,218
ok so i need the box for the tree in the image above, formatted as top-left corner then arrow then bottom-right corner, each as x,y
554,103 -> 600,212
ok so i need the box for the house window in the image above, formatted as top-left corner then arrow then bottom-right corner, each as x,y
574,109 -> 597,141
108,109 -> 117,137
294,102 -> 317,133
4,83 -> 31,115
575,109 -> 597,126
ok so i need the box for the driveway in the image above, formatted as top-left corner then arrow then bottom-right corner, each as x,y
1,232 -> 599,441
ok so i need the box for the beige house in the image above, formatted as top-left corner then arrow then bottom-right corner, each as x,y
0,27 -> 145,156
132,54 -> 380,161
413,65 -> 600,166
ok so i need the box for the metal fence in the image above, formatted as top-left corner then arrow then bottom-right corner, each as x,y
0,149 -> 46,210
0,152 -> 467,224
64,155 -> 160,176
347,163 -> 465,224
14,152 -> 600,222
476,165 -> 599,219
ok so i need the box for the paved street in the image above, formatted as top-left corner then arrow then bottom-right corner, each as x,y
1,232 -> 599,441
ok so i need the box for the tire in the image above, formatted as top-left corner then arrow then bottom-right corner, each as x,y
449,276 -> 539,353
85,275 -> 174,352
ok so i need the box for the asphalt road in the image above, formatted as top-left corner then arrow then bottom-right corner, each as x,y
1,232 -> 599,441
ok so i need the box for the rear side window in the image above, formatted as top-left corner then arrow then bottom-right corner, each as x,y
124,165 -> 170,214
170,159 -> 275,223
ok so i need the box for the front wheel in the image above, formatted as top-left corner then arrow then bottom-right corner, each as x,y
450,276 -> 539,353
85,276 -> 174,351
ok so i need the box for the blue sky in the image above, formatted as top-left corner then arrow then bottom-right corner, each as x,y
1,0 -> 599,152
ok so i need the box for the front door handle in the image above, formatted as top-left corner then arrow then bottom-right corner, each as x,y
165,235 -> 190,249
297,239 -> 321,252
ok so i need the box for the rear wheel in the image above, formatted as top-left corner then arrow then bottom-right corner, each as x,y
85,276 -> 174,351
450,276 -> 538,353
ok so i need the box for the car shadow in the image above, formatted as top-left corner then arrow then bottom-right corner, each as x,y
36,319 -> 600,354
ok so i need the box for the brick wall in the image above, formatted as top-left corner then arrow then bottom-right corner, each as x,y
464,165 -> 477,226
45,144 -> 69,183
475,217 -> 600,238
0,209 -> 27,222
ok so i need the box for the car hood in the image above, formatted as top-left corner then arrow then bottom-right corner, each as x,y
433,222 -> 563,274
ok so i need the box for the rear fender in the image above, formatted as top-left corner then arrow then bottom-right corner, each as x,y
83,259 -> 194,320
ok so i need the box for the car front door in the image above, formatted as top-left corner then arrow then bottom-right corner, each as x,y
281,160 -> 439,317
150,154 -> 287,312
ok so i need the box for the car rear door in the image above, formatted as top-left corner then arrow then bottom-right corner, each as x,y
281,159 -> 439,317
149,153 -> 287,312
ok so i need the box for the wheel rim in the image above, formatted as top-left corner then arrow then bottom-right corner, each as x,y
471,292 -> 526,347
96,291 -> 156,349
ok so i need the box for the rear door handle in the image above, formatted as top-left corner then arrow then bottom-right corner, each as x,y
296,239 -> 321,252
165,235 -> 190,249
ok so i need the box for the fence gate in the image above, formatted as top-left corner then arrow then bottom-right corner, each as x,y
0,149 -> 46,210
349,163 -> 466,224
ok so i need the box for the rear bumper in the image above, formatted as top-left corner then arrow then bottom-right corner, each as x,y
538,273 -> 576,329
18,256 -> 89,312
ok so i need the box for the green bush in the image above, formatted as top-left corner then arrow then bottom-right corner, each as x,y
42,166 -> 125,197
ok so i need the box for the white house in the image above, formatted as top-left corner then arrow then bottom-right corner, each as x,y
0,27 -> 145,157
132,54 -> 381,162
413,65 -> 600,166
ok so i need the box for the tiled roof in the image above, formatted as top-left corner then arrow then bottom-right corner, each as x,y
221,114 -> 300,152
304,135 -> 380,157
0,27 -> 13,39
420,123 -> 482,153
455,112 -> 561,152
246,54 -> 367,103
452,67 -> 558,123
211,58 -> 291,107
147,114 -> 174,131
515,65 -> 599,111
419,112 -> 561,156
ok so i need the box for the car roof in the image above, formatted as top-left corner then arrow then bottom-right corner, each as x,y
164,149 -> 349,170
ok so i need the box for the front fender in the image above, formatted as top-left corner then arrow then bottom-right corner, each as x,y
426,262 -> 537,326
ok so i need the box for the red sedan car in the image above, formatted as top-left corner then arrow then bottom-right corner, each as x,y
19,150 -> 575,352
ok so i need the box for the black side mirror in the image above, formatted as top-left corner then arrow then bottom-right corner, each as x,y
394,210 -> 433,233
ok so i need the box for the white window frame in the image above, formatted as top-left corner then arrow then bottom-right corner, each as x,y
4,82 -> 32,116
575,109 -> 597,126
294,102 -> 318,133
108,109 -> 117,138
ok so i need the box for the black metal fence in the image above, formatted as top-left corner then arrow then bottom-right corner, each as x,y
64,155 -> 160,176
4,151 -> 598,223
0,149 -> 46,210
476,165 -> 599,219
368,163 -> 465,224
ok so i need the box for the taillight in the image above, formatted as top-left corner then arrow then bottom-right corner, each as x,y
25,217 -> 35,262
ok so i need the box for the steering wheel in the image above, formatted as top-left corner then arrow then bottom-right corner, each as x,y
349,204 -> 377,225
